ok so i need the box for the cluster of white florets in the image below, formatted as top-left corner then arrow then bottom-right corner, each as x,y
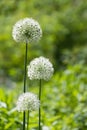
16,92 -> 40,112
12,18 -> 42,43
27,56 -> 54,81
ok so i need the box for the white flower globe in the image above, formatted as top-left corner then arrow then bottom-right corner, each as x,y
27,56 -> 54,81
12,18 -> 42,43
16,92 -> 40,112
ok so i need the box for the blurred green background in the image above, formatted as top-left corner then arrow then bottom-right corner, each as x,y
0,0 -> 87,130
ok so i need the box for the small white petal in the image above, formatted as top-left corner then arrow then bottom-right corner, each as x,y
42,126 -> 50,130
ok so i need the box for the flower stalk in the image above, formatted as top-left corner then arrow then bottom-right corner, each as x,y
39,79 -> 42,130
24,42 -> 28,93
23,42 -> 28,130
27,110 -> 29,130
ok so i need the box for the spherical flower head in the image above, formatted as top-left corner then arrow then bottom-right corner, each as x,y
27,56 -> 54,81
16,92 -> 40,112
12,18 -> 42,43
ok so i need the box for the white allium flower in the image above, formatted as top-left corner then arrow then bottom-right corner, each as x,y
12,18 -> 42,43
27,56 -> 54,81
16,92 -> 40,112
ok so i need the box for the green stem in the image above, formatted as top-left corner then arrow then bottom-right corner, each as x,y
39,79 -> 42,130
27,111 -> 29,130
23,42 -> 28,130
24,42 -> 28,93
23,112 -> 26,130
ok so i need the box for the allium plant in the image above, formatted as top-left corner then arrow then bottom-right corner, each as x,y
16,92 -> 40,130
12,18 -> 42,43
12,18 -> 42,130
16,92 -> 40,112
27,56 -> 54,130
27,56 -> 54,81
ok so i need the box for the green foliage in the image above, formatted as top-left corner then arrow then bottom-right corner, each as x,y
0,64 -> 87,129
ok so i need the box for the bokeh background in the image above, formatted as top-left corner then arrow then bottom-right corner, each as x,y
0,0 -> 87,130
